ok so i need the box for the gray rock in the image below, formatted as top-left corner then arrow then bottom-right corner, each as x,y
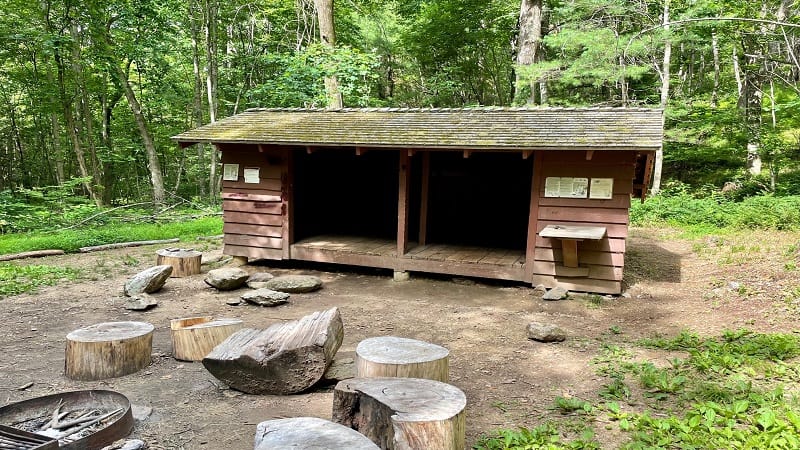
124,265 -> 173,296
242,288 -> 290,307
323,354 -> 355,383
264,274 -> 323,293
205,267 -> 249,291
124,293 -> 158,311
131,404 -> 153,423
247,272 -> 275,289
531,284 -> 547,297
226,297 -> 243,306
542,286 -> 568,301
101,439 -> 146,450
526,322 -> 567,342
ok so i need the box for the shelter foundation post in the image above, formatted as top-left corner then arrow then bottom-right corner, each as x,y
393,270 -> 410,282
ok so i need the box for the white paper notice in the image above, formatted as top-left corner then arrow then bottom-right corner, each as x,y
590,178 -> 614,199
544,177 -> 561,197
222,164 -> 239,181
243,167 -> 260,184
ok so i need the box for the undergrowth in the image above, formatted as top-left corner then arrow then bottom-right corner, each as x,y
0,263 -> 80,297
475,329 -> 800,449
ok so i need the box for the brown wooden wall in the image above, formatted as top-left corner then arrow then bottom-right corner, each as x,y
529,151 -> 636,294
220,144 -> 289,260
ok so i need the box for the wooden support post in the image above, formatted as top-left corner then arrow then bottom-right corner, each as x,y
561,239 -> 579,268
522,150 -> 532,160
356,147 -> 368,156
463,150 -> 471,159
418,151 -> 430,246
282,149 -> 294,259
397,151 -> 411,257
306,146 -> 316,154
585,150 -> 594,160
258,144 -> 267,153
524,152 -> 543,283
231,256 -> 248,266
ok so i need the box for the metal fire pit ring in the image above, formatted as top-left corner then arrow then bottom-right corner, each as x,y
0,390 -> 133,449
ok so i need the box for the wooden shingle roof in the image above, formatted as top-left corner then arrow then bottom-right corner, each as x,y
173,107 -> 663,151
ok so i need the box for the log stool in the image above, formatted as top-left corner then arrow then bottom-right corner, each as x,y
356,336 -> 450,382
333,377 -> 467,450
65,321 -> 154,380
170,317 -> 244,361
255,417 -> 379,450
156,248 -> 202,277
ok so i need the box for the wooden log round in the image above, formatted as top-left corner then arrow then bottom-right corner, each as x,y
333,377 -> 467,450
255,417 -> 380,450
356,336 -> 450,382
65,321 -> 154,381
170,316 -> 244,361
156,248 -> 202,277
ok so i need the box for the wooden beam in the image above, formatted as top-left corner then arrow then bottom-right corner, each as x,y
306,146 -> 316,154
397,151 -> 411,257
356,147 -> 368,156
463,150 -> 471,159
522,150 -> 533,160
258,144 -> 267,153
418,152 -> 431,246
585,150 -> 594,160
408,149 -> 416,157
524,151 -> 543,283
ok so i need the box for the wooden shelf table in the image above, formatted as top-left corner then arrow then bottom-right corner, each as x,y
539,225 -> 607,268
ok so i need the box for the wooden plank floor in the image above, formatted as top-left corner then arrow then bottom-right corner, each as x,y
292,235 -> 525,267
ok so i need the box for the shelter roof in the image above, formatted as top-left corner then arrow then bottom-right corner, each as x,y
173,107 -> 663,151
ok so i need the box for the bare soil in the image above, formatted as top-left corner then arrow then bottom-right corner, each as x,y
1,227 -> 799,449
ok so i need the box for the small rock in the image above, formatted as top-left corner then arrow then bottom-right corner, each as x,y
621,292 -> 632,299
526,322 -> 567,342
124,265 -> 173,296
125,293 -> 158,311
131,404 -> 153,423
531,284 -> 547,297
226,298 -> 243,306
542,286 -> 568,301
205,267 -> 249,291
247,272 -> 275,288
101,439 -> 146,450
241,288 -> 290,307
728,281 -> 741,290
264,274 -> 323,293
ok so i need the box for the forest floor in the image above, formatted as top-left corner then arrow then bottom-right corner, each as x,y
1,226 -> 799,449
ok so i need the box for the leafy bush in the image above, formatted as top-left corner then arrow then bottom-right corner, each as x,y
0,263 -> 80,297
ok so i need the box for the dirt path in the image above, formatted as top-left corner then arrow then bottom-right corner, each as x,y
0,227 -> 798,449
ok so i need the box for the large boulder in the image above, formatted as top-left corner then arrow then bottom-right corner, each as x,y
264,274 -> 323,293
124,265 -> 173,296
205,267 -> 249,291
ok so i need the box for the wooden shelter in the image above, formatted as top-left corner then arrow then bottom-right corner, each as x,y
174,108 -> 663,294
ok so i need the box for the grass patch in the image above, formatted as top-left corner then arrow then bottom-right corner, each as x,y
0,216 -> 222,254
480,329 -> 800,449
0,263 -> 81,297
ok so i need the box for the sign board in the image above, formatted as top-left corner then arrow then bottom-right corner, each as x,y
243,167 -> 260,184
222,164 -> 239,181
544,177 -> 588,198
589,178 -> 614,199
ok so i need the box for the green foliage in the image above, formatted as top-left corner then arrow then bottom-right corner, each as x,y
0,263 -> 80,297
552,396 -> 593,415
474,423 -> 600,450
0,216 -> 222,254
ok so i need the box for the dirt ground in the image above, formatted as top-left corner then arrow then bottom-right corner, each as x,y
1,227 -> 799,449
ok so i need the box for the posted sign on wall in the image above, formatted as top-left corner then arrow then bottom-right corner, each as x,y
544,177 -> 613,199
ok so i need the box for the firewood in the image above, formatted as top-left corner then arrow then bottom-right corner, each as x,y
0,250 -> 65,262
333,377 -> 467,450
202,308 -> 343,394
355,336 -> 450,382
65,322 -> 154,380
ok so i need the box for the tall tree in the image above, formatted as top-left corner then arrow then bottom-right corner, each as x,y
515,0 -> 544,105
314,0 -> 343,107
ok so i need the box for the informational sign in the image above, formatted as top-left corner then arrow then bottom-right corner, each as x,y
222,164 -> 239,181
544,177 -> 588,198
589,178 -> 614,199
243,167 -> 260,184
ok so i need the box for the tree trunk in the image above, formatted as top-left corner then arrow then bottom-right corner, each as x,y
170,316 -> 243,361
205,0 -> 220,197
514,0 -> 543,105
355,336 -> 449,382
65,322 -> 154,381
651,0 -> 671,196
255,418 -> 379,450
114,63 -> 166,204
314,0 -> 343,108
711,31 -> 720,108
202,308 -> 343,394
333,377 -> 467,450
45,66 -> 64,185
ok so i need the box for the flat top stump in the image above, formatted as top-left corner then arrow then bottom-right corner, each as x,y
356,336 -> 449,364
66,322 -> 154,342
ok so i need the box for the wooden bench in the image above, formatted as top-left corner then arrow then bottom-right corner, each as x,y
540,225 -> 607,268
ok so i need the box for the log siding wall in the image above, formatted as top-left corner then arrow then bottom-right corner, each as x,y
530,151 -> 636,294
220,144 -> 287,260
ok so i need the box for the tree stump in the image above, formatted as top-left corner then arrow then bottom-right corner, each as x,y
156,248 -> 202,277
333,377 -> 467,450
65,321 -> 154,381
356,336 -> 450,382
170,316 -> 244,361
255,417 -> 380,450
202,307 -> 343,394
